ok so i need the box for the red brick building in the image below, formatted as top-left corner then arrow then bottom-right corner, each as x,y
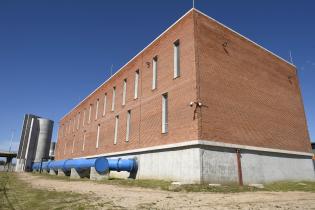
55,9 -> 314,184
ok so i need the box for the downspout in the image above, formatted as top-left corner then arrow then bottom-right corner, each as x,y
236,149 -> 243,186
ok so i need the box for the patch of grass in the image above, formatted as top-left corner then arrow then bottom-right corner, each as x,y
99,177 -> 172,191
31,172 -> 89,182
96,177 -> 315,193
179,183 -> 260,193
264,181 -> 315,192
31,172 -> 315,193
0,172 -> 101,210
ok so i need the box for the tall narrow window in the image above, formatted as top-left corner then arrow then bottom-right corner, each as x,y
69,120 -> 71,134
67,121 -> 69,135
173,40 -> 180,78
64,124 -> 66,137
77,113 -> 80,130
162,93 -> 168,133
134,70 -> 139,99
73,117 -> 75,132
71,137 -> 75,154
82,132 -> 86,151
152,56 -> 158,90
122,79 -> 127,105
114,115 -> 119,145
88,104 -> 92,123
103,93 -> 107,116
112,87 -> 116,111
82,109 -> 86,127
64,143 -> 67,155
126,110 -> 131,142
95,99 -> 99,120
96,124 -> 100,148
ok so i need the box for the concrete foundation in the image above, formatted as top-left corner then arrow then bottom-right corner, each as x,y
49,170 -> 57,175
97,144 -> 315,184
70,168 -> 90,179
241,151 -> 315,184
90,167 -> 109,181
57,169 -> 68,176
200,147 -> 239,184
42,170 -> 49,174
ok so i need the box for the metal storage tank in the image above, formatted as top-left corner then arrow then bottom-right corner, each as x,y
34,118 -> 54,162
49,142 -> 56,157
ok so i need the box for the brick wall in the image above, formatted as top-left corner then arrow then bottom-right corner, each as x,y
194,11 -> 311,153
55,9 -> 312,160
55,11 -> 198,160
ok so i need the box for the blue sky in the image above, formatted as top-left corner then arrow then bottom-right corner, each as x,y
0,0 -> 314,152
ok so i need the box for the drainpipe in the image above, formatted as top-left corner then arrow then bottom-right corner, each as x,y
236,149 -> 243,186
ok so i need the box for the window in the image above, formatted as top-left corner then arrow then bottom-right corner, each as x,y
82,109 -> 86,127
112,87 -> 116,111
152,56 -> 158,90
73,118 -> 75,132
66,121 -> 70,133
114,115 -> 119,144
162,93 -> 168,133
134,70 -> 139,99
77,113 -> 80,130
122,79 -> 127,105
60,125 -> 63,137
95,99 -> 99,120
82,132 -> 86,151
173,40 -> 180,78
63,124 -> 66,137
88,104 -> 92,123
71,137 -> 75,154
96,124 -> 100,148
69,120 -> 71,134
126,110 -> 131,142
103,93 -> 107,116
64,143 -> 67,155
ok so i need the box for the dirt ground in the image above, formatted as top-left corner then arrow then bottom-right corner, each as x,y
18,173 -> 315,210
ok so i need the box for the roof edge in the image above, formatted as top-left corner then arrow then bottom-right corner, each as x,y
193,8 -> 295,68
60,8 -> 296,122
60,8 -> 195,121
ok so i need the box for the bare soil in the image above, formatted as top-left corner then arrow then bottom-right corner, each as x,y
18,173 -> 315,210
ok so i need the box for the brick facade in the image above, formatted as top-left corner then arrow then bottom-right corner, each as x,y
55,9 -> 311,160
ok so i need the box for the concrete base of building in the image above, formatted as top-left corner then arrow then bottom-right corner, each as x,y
70,168 -> 90,179
90,167 -> 109,181
57,169 -> 69,176
49,170 -> 57,175
42,170 -> 49,174
90,142 -> 315,184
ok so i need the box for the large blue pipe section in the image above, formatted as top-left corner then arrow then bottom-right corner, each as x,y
32,157 -> 109,174
32,157 -> 136,174
108,158 -> 137,172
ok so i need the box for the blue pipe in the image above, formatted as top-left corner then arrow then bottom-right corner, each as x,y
49,160 -> 67,171
108,158 -> 137,172
41,161 -> 51,171
32,162 -> 40,171
37,157 -> 109,174
32,157 -> 136,174
63,157 -> 109,174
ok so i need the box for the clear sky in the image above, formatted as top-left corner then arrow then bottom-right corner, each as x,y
0,0 -> 314,152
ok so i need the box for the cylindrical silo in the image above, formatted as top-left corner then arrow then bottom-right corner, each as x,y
49,142 -> 56,157
34,118 -> 54,162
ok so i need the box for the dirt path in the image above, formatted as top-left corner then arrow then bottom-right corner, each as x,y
18,173 -> 315,210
